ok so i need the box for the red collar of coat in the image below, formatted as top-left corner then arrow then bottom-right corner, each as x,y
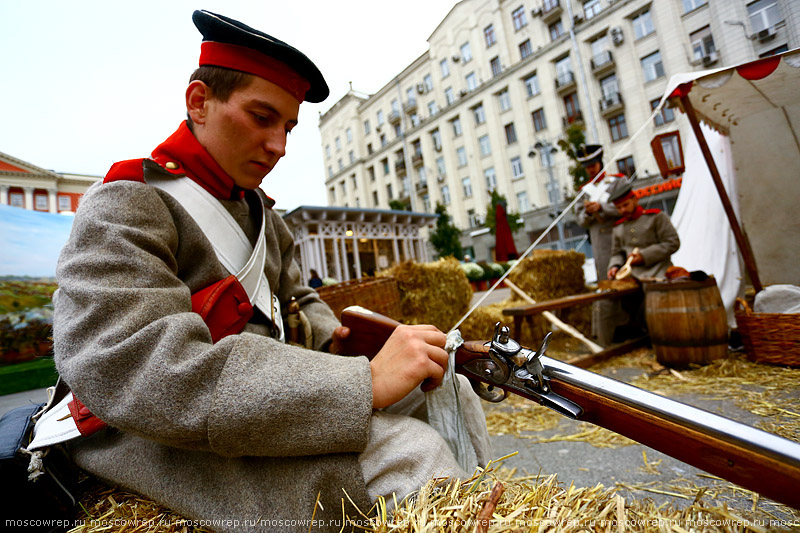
151,122 -> 245,200
614,205 -> 661,225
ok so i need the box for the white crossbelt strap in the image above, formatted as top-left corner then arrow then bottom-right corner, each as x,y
147,175 -> 284,342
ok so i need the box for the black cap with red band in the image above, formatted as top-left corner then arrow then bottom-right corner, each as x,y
192,10 -> 329,103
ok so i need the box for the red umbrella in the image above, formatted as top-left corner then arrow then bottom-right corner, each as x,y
494,201 -> 518,262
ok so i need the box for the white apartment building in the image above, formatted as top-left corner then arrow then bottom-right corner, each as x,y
319,0 -> 798,261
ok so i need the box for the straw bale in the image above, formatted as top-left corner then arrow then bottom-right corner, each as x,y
378,258 -> 472,331
459,301 -> 547,348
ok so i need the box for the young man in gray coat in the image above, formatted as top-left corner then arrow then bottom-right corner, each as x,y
53,11 -> 489,531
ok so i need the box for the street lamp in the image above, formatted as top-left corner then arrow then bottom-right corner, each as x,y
529,140 -> 567,250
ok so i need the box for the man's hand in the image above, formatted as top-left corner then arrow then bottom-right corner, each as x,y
584,201 -> 601,215
329,325 -> 350,356
369,325 -> 448,409
629,250 -> 644,265
607,266 -> 619,280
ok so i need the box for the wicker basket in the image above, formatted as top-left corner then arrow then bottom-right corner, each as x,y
734,298 -> 800,366
316,277 -> 403,321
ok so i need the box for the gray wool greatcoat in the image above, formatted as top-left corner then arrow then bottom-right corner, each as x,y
608,210 -> 681,279
53,163 -> 376,530
577,200 -> 620,279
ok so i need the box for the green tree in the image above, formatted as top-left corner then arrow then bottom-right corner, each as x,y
429,202 -> 463,259
485,190 -> 523,235
557,122 -> 591,193
388,199 -> 410,211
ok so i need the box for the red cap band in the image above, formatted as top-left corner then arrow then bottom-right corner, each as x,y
199,41 -> 311,102
613,190 -> 636,204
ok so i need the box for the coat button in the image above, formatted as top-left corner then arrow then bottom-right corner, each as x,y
165,161 -> 179,170
237,302 -> 251,316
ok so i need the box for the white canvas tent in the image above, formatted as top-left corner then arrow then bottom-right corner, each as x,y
659,49 -> 800,319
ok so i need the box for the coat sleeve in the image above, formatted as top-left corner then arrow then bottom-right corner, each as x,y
576,201 -> 619,228
607,226 -> 625,272
639,213 -> 681,267
53,181 -> 373,458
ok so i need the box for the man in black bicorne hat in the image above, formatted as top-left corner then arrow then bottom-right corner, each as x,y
51,11 -> 490,530
575,144 -> 626,345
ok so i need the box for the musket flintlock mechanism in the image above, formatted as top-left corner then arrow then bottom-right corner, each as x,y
462,322 -> 584,419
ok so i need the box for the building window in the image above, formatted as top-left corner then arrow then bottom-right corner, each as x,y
58,195 -> 71,211
437,156 -> 447,178
338,159 -> 343,171
473,104 -> 486,125
9,193 -> 24,208
484,24 -> 496,47
387,183 -> 394,200
617,156 -> 636,178
504,123 -> 517,145
328,187 -> 335,203
380,133 -> 387,146
340,181 -> 346,195
462,177 -> 473,198
524,73 -> 540,97
382,158 -> 390,175
368,167 -> 376,182
748,0 -> 781,33
461,42 -> 472,62
511,156 -> 524,179
485,167 -> 497,191
372,191 -> 379,207
584,0 -> 602,19
690,26 -> 716,61
497,89 -> 511,111
532,108 -> 547,131
457,147 -> 468,167
349,150 -> 355,164
325,145 -> 331,159
517,191 -> 530,213
377,110 -> 384,126
682,0 -> 707,13
651,99 -> 675,126
760,44 -> 789,57
479,134 -> 492,156
34,194 -> 48,211
466,72 -> 478,91
432,129 -> 442,151
363,120 -> 370,135
564,92 -> 581,123
440,58 -> 450,78
422,193 -> 431,212
608,114 -> 628,141
451,116 -> 463,137
555,56 -> 573,86
549,20 -> 564,41
519,39 -> 533,59
424,74 -> 434,91
512,6 -> 528,30
632,10 -> 655,40
367,143 -> 373,155
328,166 -> 333,178
335,137 -> 341,151
600,73 -> 619,101
346,128 -> 352,143
441,185 -> 451,205
641,51 -> 665,82
590,35 -> 610,65
445,87 -> 455,105
410,113 -> 420,127
490,56 -> 502,77
428,101 -> 438,116
652,132 -> 685,177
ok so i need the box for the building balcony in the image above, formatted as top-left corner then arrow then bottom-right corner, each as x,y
403,98 -> 417,114
388,109 -> 402,125
541,0 -> 562,24
599,92 -> 624,117
395,160 -> 407,175
590,50 -> 615,76
555,71 -> 576,94
411,152 -> 424,167
562,110 -> 584,128
415,180 -> 428,193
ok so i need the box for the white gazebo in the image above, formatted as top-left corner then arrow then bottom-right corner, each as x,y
283,206 -> 437,283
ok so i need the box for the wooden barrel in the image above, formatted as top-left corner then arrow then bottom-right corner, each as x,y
643,277 -> 728,367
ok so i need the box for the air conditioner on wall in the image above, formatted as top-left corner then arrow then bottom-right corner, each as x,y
452,55 -> 461,62
702,51 -> 719,66
757,26 -> 776,42
417,83 -> 426,94
611,26 -> 624,46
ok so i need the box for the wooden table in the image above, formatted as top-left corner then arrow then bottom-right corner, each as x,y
502,285 -> 641,343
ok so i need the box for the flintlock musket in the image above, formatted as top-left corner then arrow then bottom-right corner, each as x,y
336,306 -> 800,509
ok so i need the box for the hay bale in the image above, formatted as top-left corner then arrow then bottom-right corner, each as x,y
379,258 -> 472,331
506,250 -> 590,334
459,300 -> 546,348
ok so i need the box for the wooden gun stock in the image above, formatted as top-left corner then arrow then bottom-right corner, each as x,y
339,306 -> 800,509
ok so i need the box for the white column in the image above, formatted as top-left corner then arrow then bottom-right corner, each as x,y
392,226 -> 400,265
23,187 -> 34,211
352,233 -> 362,278
0,185 -> 8,205
320,237 -> 329,278
48,189 -> 57,213
340,236 -> 350,281
332,237 -> 342,282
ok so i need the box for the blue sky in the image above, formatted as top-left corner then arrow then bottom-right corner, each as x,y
0,0 -> 457,211
0,205 -> 74,277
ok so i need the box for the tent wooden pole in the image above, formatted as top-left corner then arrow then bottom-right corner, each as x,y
679,95 -> 763,293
